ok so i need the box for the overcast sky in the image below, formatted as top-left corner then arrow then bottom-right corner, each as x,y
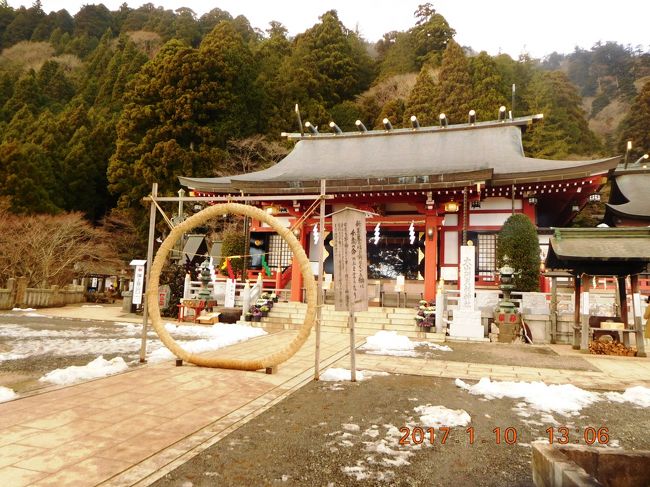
10,0 -> 650,58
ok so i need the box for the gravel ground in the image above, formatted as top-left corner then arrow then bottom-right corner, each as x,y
153,374 -> 650,487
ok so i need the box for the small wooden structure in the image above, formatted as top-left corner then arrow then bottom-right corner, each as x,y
545,227 -> 650,356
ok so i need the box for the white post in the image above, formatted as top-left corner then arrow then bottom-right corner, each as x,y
139,183 -> 157,363
349,311 -> 356,382
315,180 -> 326,380
183,273 -> 191,299
242,280 -> 251,316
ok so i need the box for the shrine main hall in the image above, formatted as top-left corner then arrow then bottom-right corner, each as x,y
179,114 -> 619,302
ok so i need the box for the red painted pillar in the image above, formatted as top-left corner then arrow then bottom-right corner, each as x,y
423,214 -> 438,302
522,199 -> 536,223
290,225 -> 306,302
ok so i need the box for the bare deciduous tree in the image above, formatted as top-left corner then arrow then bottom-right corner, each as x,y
0,205 -> 121,287
223,135 -> 288,175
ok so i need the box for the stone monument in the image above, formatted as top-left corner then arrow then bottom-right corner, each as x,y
449,242 -> 485,339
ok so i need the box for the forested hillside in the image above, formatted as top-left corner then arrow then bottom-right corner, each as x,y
0,1 -> 649,235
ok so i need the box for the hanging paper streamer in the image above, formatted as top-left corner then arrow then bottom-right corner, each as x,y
221,258 -> 235,279
408,221 -> 415,245
261,254 -> 272,277
373,223 -> 381,245
313,224 -> 320,245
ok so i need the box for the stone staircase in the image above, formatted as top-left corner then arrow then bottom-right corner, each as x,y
253,301 -> 446,343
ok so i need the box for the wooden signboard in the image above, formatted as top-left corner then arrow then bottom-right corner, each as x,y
332,208 -> 368,312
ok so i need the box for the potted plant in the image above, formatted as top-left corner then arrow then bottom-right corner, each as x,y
244,312 -> 253,322
270,292 -> 278,303
415,300 -> 436,333
260,305 -> 270,317
251,308 -> 262,322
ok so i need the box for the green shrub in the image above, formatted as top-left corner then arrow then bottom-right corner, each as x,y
220,229 -> 247,278
496,214 -> 541,291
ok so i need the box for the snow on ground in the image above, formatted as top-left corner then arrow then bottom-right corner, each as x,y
0,386 -> 17,402
147,323 -> 267,363
11,308 -> 36,311
456,378 -> 650,417
605,386 -> 650,408
455,377 -> 599,416
339,403 -> 471,482
359,331 -> 452,357
320,368 -> 390,382
0,321 -> 267,363
39,356 -> 129,385
414,405 -> 471,428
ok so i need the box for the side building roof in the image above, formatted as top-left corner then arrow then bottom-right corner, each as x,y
179,116 -> 619,194
545,227 -> 650,276
605,169 -> 650,222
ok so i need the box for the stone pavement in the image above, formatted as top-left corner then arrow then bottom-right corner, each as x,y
0,329 -> 355,487
342,345 -> 650,391
1,303 -> 649,486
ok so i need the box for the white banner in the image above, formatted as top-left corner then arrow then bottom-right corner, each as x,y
224,278 -> 236,308
132,265 -> 145,305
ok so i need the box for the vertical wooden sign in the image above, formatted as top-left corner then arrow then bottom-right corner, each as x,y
332,208 -> 369,383
333,209 -> 368,313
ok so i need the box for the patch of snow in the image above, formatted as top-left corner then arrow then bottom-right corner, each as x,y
414,404 -> 471,428
147,324 -> 267,363
456,377 -> 599,416
82,305 -> 104,308
341,465 -> 368,481
39,356 -> 128,385
320,368 -> 389,382
0,386 -> 17,402
360,331 -> 452,357
343,423 -> 360,432
12,307 -> 36,311
605,386 -> 650,408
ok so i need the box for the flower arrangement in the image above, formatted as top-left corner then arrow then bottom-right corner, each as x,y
415,300 -> 436,329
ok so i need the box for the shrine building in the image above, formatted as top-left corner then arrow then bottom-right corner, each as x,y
179,114 -> 620,304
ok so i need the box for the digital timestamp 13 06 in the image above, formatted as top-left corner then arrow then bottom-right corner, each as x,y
398,426 -> 610,445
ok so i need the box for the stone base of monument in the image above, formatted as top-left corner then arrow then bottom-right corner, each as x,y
497,322 -> 520,343
449,310 -> 485,340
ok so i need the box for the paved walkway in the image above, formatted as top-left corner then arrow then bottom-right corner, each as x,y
0,329 -> 356,487
343,347 -> 650,391
1,303 -> 649,486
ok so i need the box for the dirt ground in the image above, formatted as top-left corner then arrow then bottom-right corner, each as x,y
416,341 -> 598,371
153,374 -> 650,487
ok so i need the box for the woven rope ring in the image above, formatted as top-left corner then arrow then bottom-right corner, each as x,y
146,202 -> 316,370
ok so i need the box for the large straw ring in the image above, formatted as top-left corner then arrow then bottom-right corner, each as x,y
146,202 -> 316,370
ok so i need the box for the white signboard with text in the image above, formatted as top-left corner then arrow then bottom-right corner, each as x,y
333,209 -> 368,313
132,264 -> 145,305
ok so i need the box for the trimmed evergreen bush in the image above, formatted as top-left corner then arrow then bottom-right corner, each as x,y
220,230 -> 247,278
496,214 -> 541,291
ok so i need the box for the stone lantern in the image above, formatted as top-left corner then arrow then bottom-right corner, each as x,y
197,257 -> 213,300
494,256 -> 522,342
